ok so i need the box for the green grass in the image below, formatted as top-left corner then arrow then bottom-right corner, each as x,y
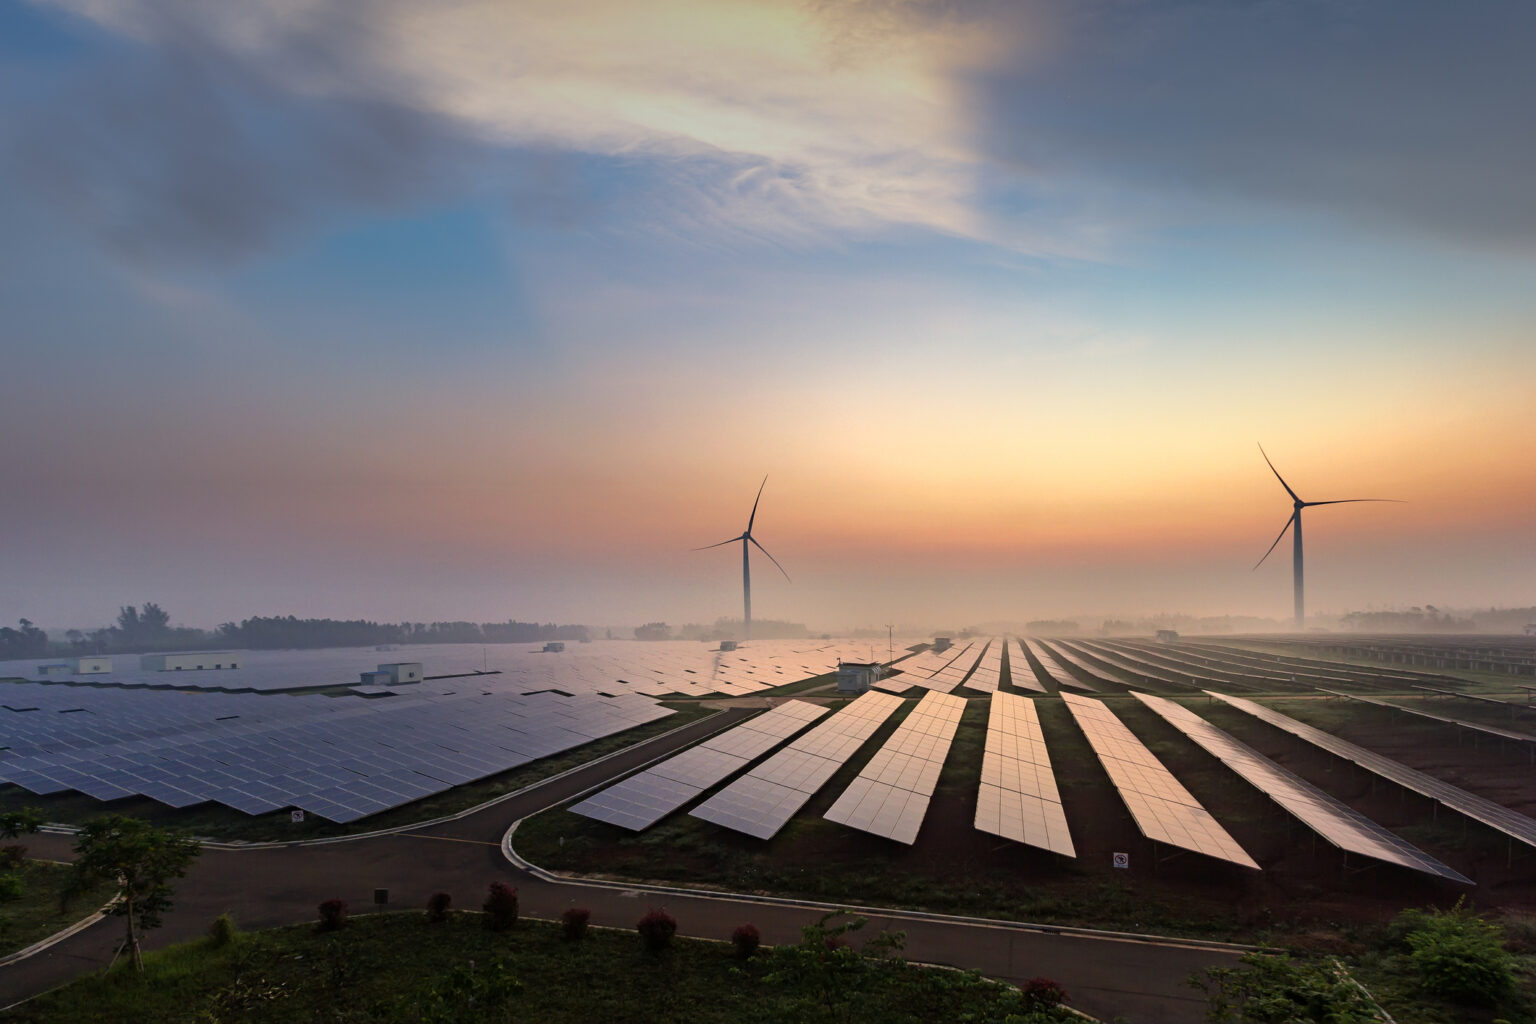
0,859 -> 118,957
5,911 -> 1078,1024
0,703 -> 714,844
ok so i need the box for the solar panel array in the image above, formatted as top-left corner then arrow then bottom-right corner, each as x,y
0,682 -> 671,823
1209,691 -> 1536,852
1005,639 -> 1046,693
691,690 -> 904,839
1027,640 -> 1102,691
960,641 -> 1004,693
1134,692 -> 1472,883
924,643 -> 986,692
1319,689 -> 1536,746
824,691 -> 965,844
974,692 -> 1074,856
569,700 -> 829,830
1060,691 -> 1258,868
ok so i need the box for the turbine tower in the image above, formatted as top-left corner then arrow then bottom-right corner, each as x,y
1253,444 -> 1401,631
694,476 -> 790,640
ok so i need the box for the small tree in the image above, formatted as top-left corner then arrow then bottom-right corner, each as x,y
317,898 -> 348,931
483,882 -> 518,931
426,891 -> 452,923
637,907 -> 676,951
731,923 -> 761,959
1397,901 -> 1516,1007
68,815 -> 201,971
0,807 -> 43,855
561,906 -> 590,941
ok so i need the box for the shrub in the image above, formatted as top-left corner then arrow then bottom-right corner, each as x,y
637,907 -> 677,951
561,906 -> 590,941
0,845 -> 26,870
483,882 -> 518,931
207,913 -> 238,947
1398,902 -> 1516,1007
1022,977 -> 1067,1009
317,898 -> 347,932
426,891 -> 452,923
731,923 -> 761,959
0,873 -> 23,903
1192,953 -> 1378,1024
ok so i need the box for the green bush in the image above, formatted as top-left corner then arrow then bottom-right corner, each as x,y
1192,952 -> 1378,1023
0,872 -> 23,903
206,913 -> 238,948
1395,901 -> 1516,1007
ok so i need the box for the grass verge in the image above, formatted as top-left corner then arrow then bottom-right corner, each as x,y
5,910 -> 1079,1023
0,860 -> 117,957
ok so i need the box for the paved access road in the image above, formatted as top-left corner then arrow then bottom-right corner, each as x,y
1,708 -> 1238,1023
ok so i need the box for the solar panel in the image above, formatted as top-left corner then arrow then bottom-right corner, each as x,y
972,691 -> 1074,856
1134,691 -> 1472,883
1319,689 -> 1536,746
1022,639 -> 1094,691
1208,691 -> 1536,853
1060,691 -> 1258,869
570,700 -> 829,830
691,691 -> 903,839
960,641 -> 1004,693
824,691 -> 965,844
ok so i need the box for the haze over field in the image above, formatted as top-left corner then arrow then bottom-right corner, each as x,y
2,1 -> 1533,630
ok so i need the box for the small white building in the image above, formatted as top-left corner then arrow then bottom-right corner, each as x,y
719,640 -> 739,652
36,663 -> 72,678
140,652 -> 241,671
543,642 -> 566,653
71,656 -> 111,674
1155,629 -> 1179,643
378,662 -> 423,684
837,661 -> 883,693
932,637 -> 953,653
359,669 -> 392,685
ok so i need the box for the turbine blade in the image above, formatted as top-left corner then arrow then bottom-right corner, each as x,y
1257,443 -> 1301,503
693,534 -> 746,551
746,474 -> 768,534
749,535 -> 791,582
1302,498 -> 1406,506
1252,513 -> 1296,571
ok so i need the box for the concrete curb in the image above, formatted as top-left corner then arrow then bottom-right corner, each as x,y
0,898 -> 118,970
501,820 -> 1269,956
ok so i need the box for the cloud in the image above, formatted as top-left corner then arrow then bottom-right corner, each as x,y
971,0 -> 1536,253
22,0 -> 1022,259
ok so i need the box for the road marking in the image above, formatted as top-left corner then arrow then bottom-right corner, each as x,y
406,834 -> 499,847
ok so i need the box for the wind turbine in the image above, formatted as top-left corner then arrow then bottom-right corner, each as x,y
694,476 -> 790,640
1253,444 -> 1402,631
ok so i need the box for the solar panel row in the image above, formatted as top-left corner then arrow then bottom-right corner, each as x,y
1134,692 -> 1472,883
974,691 -> 1074,856
1061,691 -> 1258,869
569,700 -> 829,830
824,690 -> 966,844
691,691 -> 904,839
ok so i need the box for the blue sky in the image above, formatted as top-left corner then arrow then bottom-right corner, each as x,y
3,0 -> 1533,631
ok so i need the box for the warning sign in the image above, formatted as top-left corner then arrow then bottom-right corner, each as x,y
1112,852 -> 1129,869
290,810 -> 305,823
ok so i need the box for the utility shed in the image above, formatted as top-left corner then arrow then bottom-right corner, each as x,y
1155,629 -> 1180,643
72,656 -> 111,674
359,670 -> 391,686
837,661 -> 883,693
543,642 -> 566,653
36,663 -> 71,678
378,662 -> 423,684
719,640 -> 739,652
933,637 -> 953,653
141,652 -> 241,671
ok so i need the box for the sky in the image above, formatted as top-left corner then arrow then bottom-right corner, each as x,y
2,0 -> 1534,633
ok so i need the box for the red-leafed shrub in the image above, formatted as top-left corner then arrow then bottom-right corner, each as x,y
483,882 -> 518,931
561,906 -> 590,941
637,907 -> 677,951
1023,976 -> 1067,1009
426,891 -> 452,923
317,898 -> 347,931
731,923 -> 761,959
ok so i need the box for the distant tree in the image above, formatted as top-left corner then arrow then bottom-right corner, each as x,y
139,603 -> 171,639
634,622 -> 672,642
64,629 -> 86,650
67,816 -> 201,971
115,605 -> 141,646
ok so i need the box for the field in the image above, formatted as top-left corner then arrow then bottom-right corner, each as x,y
0,860 -> 117,957
3,911 -> 1077,1023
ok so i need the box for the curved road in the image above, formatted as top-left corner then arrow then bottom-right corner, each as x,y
1,708 -> 1237,1022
